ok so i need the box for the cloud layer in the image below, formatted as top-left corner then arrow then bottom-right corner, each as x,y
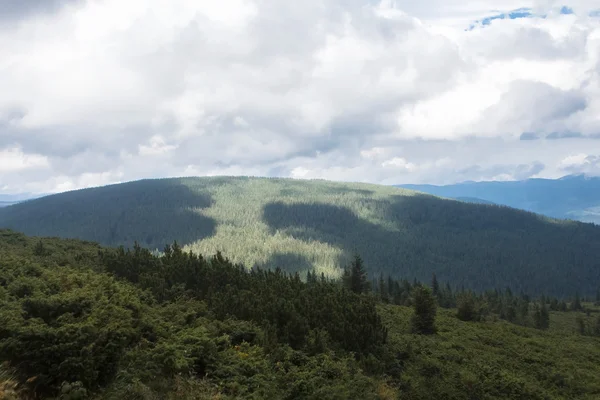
1,0 -> 600,193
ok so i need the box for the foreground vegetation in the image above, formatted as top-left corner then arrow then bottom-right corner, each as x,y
1,230 -> 600,399
2,177 -> 600,296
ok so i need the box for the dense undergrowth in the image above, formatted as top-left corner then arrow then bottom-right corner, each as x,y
1,229 -> 600,399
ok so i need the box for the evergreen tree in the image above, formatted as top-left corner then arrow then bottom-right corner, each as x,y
431,273 -> 440,298
533,303 -> 550,330
33,239 -> 47,256
571,292 -> 583,311
379,273 -> 389,303
349,254 -> 369,294
411,286 -> 437,335
457,292 -> 478,321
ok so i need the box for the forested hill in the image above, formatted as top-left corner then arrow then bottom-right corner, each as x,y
1,176 -> 600,296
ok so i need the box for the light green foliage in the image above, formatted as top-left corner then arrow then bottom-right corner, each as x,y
2,177 -> 600,296
379,304 -> 600,399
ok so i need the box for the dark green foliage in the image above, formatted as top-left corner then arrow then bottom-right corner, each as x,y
431,273 -> 440,298
456,292 -> 479,322
410,286 -> 437,335
346,254 -> 369,294
0,230 -> 386,399
3,230 -> 600,399
571,292 -> 583,311
0,179 -> 216,250
99,245 -> 387,355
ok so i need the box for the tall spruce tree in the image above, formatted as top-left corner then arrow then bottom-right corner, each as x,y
411,286 -> 437,335
431,273 -> 440,298
349,253 -> 369,294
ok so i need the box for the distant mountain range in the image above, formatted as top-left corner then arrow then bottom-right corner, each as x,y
0,193 -> 45,207
398,174 -> 600,224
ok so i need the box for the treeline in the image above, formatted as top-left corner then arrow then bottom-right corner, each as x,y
325,258 -> 600,333
99,242 -> 388,355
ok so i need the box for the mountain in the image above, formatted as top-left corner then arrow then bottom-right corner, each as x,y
0,193 -> 45,208
1,176 -> 600,296
399,174 -> 600,224
454,197 -> 496,205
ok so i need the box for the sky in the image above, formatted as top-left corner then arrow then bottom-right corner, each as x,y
1,0 -> 600,194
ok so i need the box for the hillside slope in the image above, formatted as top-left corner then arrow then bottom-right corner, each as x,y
2,230 -> 600,399
399,174 -> 600,224
1,176 -> 600,295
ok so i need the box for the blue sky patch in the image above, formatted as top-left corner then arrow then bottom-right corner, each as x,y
467,5 -> 585,31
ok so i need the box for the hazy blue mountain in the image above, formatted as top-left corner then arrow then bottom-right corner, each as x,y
398,174 -> 600,224
454,197 -> 497,205
0,193 -> 46,207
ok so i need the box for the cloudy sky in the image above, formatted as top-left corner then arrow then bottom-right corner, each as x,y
1,0 -> 600,194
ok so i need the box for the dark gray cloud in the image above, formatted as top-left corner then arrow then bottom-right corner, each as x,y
0,0 -> 80,22
520,132 -> 539,140
547,131 -> 584,139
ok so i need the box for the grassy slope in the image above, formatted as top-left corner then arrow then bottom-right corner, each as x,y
1,176 -> 600,295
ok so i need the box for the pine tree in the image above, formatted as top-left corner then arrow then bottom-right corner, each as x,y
457,292 -> 477,321
349,254 -> 369,294
431,273 -> 440,298
571,292 -> 583,311
533,302 -> 550,330
33,240 -> 47,256
379,273 -> 389,303
411,286 -> 437,335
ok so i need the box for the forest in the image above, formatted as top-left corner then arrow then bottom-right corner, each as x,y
1,176 -> 600,296
2,229 -> 600,399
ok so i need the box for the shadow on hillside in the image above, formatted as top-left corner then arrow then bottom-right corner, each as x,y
0,179 -> 217,250
262,194 -> 600,295
255,252 -> 314,276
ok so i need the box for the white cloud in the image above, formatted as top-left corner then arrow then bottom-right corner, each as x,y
0,147 -> 49,172
1,0 -> 600,193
